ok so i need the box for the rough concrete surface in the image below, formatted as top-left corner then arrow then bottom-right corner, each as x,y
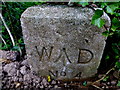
21,5 -> 110,80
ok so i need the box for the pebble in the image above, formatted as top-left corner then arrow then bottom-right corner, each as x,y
21,59 -> 29,66
111,80 -> 117,85
41,78 -> 48,86
20,66 -> 28,75
40,85 -> 44,88
19,78 -> 23,82
0,50 -> 19,61
13,76 -> 19,82
17,70 -> 20,76
51,80 -> 56,85
107,82 -> 111,86
23,74 -> 32,81
2,58 -> 119,89
3,62 -> 19,76
24,85 -> 28,89
54,85 -> 58,88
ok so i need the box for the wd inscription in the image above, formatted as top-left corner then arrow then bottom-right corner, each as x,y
21,5 -> 110,79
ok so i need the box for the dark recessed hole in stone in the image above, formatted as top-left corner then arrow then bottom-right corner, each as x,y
63,48 -> 66,51
51,46 -> 54,49
85,39 -> 89,43
43,47 -> 45,49
35,46 -> 37,49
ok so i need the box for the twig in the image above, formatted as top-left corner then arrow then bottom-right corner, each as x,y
0,13 -> 15,46
68,0 -> 74,6
92,84 -> 103,90
91,67 -> 115,85
0,35 -> 8,48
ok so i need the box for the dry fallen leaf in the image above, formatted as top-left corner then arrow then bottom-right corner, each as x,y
0,58 -> 12,63
15,82 -> 21,88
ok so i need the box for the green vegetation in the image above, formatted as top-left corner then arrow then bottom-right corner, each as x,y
1,1 -> 120,82
1,2 -> 44,55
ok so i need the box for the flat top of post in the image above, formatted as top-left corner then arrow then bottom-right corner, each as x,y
21,5 -> 94,19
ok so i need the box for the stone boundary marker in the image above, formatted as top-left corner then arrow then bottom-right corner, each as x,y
21,5 -> 110,80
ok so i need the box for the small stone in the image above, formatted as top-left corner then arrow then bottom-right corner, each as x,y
40,85 -> 44,88
64,83 -> 67,86
111,80 -> 117,85
33,77 -> 41,83
107,82 -> 111,86
33,83 -> 36,86
20,66 -> 28,75
3,62 -> 19,76
48,85 -> 52,88
36,84 -> 40,88
106,86 -> 109,88
102,86 -> 105,88
51,80 -> 56,85
54,85 -> 58,88
16,70 -> 20,76
0,50 -> 19,61
23,74 -> 31,81
21,59 -> 29,66
19,78 -> 23,82
41,78 -> 48,86
24,85 -> 28,88
13,76 -> 18,82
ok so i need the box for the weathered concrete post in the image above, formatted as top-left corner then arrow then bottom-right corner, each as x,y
21,5 -> 110,80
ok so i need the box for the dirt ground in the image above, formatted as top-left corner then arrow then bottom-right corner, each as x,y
1,50 -> 120,89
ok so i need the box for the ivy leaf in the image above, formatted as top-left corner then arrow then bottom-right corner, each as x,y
83,81 -> 87,86
77,2 -> 89,7
92,9 -> 105,28
105,55 -> 110,60
106,4 -> 119,15
100,2 -> 107,8
102,31 -> 109,37
103,76 -> 109,82
92,18 -> 105,28
115,62 -> 120,69
111,18 -> 120,31
117,81 -> 120,87
92,10 -> 103,20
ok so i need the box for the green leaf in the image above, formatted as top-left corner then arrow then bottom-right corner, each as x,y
105,55 -> 110,60
117,81 -> 120,86
115,62 -> 120,68
92,10 -> 103,20
83,81 -> 87,86
91,10 -> 105,28
106,4 -> 119,15
103,76 -> 109,82
77,2 -> 89,7
111,18 -> 120,31
100,2 -> 107,8
92,18 -> 105,28
102,31 -> 109,37
112,45 -> 119,55
115,56 -> 119,59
